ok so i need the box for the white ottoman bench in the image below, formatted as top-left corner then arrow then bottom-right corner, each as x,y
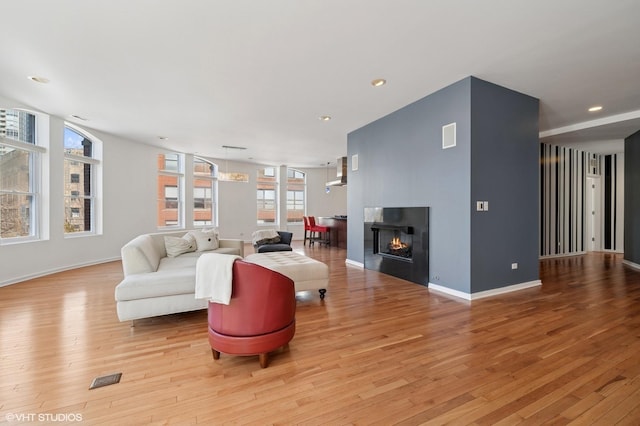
244,251 -> 329,299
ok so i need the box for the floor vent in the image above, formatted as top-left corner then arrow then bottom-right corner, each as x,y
89,373 -> 122,390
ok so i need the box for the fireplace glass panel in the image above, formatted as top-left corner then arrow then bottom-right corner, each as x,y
377,228 -> 413,261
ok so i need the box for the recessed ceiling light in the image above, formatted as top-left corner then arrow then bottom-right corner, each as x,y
70,114 -> 88,121
158,136 -> 169,140
222,145 -> 247,150
27,75 -> 50,84
371,78 -> 386,87
588,105 -> 603,112
319,115 -> 331,121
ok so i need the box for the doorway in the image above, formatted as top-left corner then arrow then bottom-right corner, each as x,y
585,176 -> 601,252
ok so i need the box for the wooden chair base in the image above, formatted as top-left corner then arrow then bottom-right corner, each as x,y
211,345 -> 290,368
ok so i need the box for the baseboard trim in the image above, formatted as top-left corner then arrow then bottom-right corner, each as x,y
539,251 -> 586,259
0,256 -> 121,287
345,259 -> 364,268
428,280 -> 542,301
622,259 -> 640,271
428,284 -> 471,300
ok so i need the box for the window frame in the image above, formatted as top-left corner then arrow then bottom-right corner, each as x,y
256,167 -> 278,225
63,125 -> 100,237
286,168 -> 306,224
157,152 -> 185,229
0,109 -> 44,244
193,156 -> 218,228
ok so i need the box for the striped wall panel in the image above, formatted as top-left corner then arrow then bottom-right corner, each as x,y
602,153 -> 624,251
540,144 -> 587,257
540,145 -> 624,257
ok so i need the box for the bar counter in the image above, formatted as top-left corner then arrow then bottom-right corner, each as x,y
317,216 -> 347,249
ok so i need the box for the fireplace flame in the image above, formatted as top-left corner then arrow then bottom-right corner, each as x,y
390,237 -> 407,250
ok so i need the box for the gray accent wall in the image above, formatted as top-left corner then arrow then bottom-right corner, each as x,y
347,76 -> 539,295
624,130 -> 640,264
469,78 -> 540,293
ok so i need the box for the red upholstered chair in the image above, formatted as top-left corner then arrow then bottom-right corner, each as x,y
303,216 -> 312,246
208,259 -> 296,368
308,216 -> 330,247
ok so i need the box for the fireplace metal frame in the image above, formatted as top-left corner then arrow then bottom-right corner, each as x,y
364,207 -> 429,286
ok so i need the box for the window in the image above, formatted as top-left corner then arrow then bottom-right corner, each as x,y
0,109 -> 41,242
286,168 -> 305,224
64,126 -> 99,234
157,152 -> 184,228
257,167 -> 277,224
164,186 -> 178,209
193,157 -> 217,227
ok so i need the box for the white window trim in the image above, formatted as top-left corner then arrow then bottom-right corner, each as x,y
63,124 -> 101,237
158,153 -> 185,230
0,113 -> 44,245
193,157 -> 218,228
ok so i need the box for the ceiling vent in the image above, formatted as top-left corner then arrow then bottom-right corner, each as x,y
326,157 -> 347,186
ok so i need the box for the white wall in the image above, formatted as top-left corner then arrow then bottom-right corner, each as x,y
0,101 -> 160,285
0,101 -> 346,285
203,158 -> 347,241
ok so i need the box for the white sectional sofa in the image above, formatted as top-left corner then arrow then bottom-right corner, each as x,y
115,230 -> 244,322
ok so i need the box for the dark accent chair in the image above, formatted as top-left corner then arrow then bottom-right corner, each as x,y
254,231 -> 293,253
208,259 -> 296,368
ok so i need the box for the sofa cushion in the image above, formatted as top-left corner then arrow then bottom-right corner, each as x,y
115,268 -> 198,301
256,244 -> 293,253
121,234 -> 163,275
189,229 -> 219,251
164,235 -> 196,257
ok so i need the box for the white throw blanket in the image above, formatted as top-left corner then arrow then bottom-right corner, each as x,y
251,229 -> 279,245
195,253 -> 242,305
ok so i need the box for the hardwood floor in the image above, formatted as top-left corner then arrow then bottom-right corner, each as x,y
1,246 -> 639,425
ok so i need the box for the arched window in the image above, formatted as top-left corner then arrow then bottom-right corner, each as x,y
194,157 -> 217,227
257,167 -> 277,224
157,152 -> 184,228
64,125 -> 100,234
0,109 -> 43,242
287,168 -> 305,224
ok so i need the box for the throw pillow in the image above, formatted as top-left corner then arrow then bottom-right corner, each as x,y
164,235 -> 196,257
255,236 -> 281,246
189,228 -> 219,251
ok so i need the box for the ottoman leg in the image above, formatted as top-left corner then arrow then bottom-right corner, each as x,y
319,289 -> 326,299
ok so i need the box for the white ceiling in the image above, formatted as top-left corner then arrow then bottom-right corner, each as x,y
2,0 -> 639,167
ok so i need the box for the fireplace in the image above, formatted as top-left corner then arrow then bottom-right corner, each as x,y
372,225 -> 414,261
364,207 -> 429,286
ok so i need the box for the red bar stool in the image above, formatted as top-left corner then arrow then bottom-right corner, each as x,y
308,216 -> 329,247
303,216 -> 312,246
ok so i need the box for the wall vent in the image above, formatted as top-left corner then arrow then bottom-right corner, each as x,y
442,122 -> 456,149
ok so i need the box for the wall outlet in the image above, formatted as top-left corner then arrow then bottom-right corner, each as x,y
511,263 -> 518,270
476,201 -> 489,211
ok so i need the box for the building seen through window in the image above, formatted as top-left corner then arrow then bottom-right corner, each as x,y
157,153 -> 183,228
257,167 -> 277,224
64,126 -> 96,234
194,157 -> 217,227
0,109 -> 38,240
286,168 -> 305,224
